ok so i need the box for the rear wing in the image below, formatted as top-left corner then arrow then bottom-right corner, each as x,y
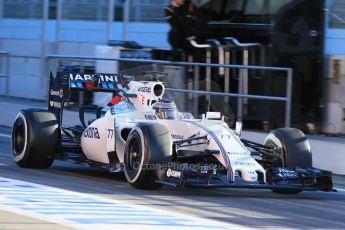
69,73 -> 129,92
48,71 -> 133,126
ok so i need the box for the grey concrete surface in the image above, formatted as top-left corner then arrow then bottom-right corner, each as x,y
1,126 -> 345,229
0,209 -> 74,230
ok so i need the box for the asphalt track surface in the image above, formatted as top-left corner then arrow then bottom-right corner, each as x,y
1,126 -> 345,229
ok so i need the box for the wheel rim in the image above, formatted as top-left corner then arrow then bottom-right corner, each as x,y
12,114 -> 27,160
265,140 -> 284,167
126,137 -> 142,179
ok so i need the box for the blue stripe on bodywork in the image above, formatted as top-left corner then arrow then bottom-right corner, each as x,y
70,82 -> 77,88
108,82 -> 115,89
76,82 -> 83,88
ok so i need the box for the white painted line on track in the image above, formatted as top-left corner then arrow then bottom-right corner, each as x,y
0,177 -> 251,230
0,133 -> 11,138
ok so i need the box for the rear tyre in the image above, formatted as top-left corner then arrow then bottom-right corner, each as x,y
124,123 -> 171,190
12,109 -> 59,168
264,128 -> 312,194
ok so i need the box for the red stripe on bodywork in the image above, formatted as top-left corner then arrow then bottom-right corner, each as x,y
85,82 -> 94,88
110,96 -> 121,105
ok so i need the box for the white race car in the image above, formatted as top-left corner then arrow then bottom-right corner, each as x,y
11,71 -> 334,193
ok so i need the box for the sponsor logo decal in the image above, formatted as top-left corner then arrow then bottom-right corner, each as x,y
200,165 -> 217,174
171,134 -> 184,140
234,161 -> 256,166
49,101 -> 62,108
276,168 -> 297,178
50,89 -> 64,98
84,127 -> 100,139
166,168 -> 181,178
69,73 -> 117,82
137,86 -> 151,93
228,152 -> 248,156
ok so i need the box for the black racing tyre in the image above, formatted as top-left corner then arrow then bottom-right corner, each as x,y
12,109 -> 59,168
264,128 -> 312,194
124,123 -> 171,190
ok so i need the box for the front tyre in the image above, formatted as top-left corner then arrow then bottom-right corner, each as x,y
124,123 -> 171,190
264,128 -> 312,194
12,109 -> 59,168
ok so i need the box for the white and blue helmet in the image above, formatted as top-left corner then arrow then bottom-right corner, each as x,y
152,99 -> 178,120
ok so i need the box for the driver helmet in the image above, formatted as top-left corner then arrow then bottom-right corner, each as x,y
152,99 -> 178,120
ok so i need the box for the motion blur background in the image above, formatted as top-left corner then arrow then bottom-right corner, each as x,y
0,0 -> 344,134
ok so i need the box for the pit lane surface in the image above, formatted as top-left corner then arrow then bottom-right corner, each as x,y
1,126 -> 345,229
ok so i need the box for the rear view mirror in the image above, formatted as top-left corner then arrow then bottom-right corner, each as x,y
206,112 -> 221,120
235,121 -> 243,136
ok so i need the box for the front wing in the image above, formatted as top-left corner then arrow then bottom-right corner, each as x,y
156,165 -> 334,192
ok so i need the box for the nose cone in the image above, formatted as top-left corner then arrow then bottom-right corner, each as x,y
236,168 -> 258,182
229,156 -> 266,183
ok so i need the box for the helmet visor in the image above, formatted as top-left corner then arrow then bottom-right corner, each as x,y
156,108 -> 178,120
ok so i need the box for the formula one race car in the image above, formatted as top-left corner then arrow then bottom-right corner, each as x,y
11,71 -> 334,194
